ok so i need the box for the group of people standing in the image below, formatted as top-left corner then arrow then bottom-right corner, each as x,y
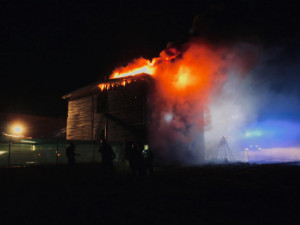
65,140 -> 154,177
128,142 -> 154,177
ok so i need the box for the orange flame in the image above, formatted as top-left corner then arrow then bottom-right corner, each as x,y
111,58 -> 156,79
154,43 -> 227,99
109,47 -> 180,79
98,42 -> 228,99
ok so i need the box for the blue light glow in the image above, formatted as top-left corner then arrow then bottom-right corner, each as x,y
241,120 -> 300,150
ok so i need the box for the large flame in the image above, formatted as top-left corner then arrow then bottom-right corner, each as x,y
103,42 -> 227,100
109,46 -> 180,79
111,58 -> 156,79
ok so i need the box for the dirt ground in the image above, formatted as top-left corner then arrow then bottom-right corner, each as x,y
0,162 -> 300,225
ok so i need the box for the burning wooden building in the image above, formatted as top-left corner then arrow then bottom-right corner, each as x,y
62,42 -> 217,164
62,74 -> 154,160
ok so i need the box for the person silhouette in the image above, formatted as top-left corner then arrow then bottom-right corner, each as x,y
66,142 -> 80,166
128,143 -> 143,177
99,139 -> 116,174
141,144 -> 154,175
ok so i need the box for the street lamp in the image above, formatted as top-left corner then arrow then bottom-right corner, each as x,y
13,125 -> 23,134
10,124 -> 25,137
7,124 -> 24,168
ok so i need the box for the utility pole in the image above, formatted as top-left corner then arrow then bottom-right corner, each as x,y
56,139 -> 59,165
8,137 -> 11,168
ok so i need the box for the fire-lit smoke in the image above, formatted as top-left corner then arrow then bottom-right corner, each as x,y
107,39 -> 261,164
104,34 -> 300,165
148,42 -> 230,164
110,45 -> 180,79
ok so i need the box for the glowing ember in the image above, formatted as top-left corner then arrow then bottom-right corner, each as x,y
97,77 -> 135,91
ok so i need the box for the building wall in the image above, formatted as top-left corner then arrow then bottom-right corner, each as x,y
66,78 -> 151,144
65,77 -> 206,163
66,96 -> 93,140
98,81 -> 148,143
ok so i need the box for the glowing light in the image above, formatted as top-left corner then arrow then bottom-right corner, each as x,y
245,130 -> 263,138
7,123 -> 26,137
21,140 -> 36,144
164,113 -> 173,123
3,133 -> 22,138
13,125 -> 23,134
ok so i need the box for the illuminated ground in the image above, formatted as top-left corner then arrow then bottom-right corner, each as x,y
0,163 -> 299,224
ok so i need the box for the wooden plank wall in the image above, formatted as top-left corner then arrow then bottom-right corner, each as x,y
93,80 -> 149,143
67,79 -> 151,143
66,96 -> 93,140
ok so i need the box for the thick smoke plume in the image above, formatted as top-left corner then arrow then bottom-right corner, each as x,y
110,39 -> 300,165
204,44 -> 300,164
108,0 -> 300,164
181,1 -> 300,164
147,40 -> 260,164
148,41 -> 300,165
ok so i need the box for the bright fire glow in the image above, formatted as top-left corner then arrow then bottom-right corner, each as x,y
111,58 -> 157,79
98,43 -> 226,97
109,47 -> 179,80
173,66 -> 192,90
96,40 -> 259,164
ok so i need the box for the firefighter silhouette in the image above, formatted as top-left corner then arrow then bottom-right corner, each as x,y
66,142 -> 80,166
99,139 -> 116,173
141,144 -> 154,175
128,142 -> 143,177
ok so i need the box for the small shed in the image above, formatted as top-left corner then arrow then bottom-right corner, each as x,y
62,74 -> 154,160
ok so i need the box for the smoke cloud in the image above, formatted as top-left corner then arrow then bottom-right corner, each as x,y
204,44 -> 300,164
147,37 -> 300,165
148,0 -> 300,165
109,0 -> 300,165
148,40 -> 262,164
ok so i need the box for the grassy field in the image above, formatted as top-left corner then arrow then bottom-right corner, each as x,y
0,162 -> 300,225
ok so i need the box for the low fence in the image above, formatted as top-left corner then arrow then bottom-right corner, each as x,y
0,137 -> 125,168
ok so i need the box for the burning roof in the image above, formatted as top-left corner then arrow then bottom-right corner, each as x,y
97,74 -> 154,92
62,74 -> 153,101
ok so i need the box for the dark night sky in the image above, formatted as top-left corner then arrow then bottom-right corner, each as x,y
1,0 -> 299,118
